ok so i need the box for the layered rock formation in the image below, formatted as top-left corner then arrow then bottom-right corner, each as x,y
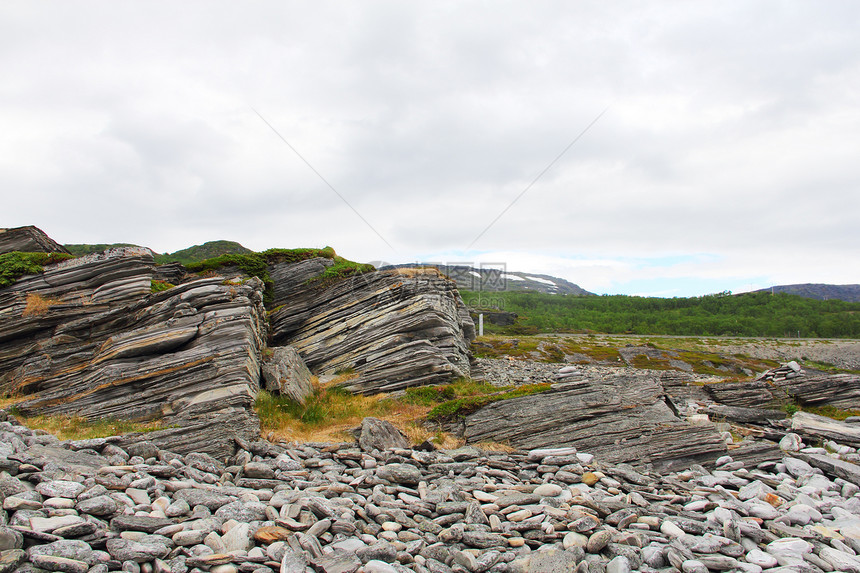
1,227 -> 477,456
0,247 -> 266,457
269,267 -> 475,394
459,370 -> 728,472
705,370 -> 860,411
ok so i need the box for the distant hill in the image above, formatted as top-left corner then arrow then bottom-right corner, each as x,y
754,284 -> 860,303
64,240 -> 253,266
64,243 -> 142,256
384,264 -> 593,295
154,240 -> 253,265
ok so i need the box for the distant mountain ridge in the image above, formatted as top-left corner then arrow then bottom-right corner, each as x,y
754,283 -> 860,303
384,264 -> 594,295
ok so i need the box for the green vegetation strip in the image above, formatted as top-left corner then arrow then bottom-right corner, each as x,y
463,290 -> 860,338
185,247 -> 373,305
425,382 -> 552,422
0,252 -> 75,289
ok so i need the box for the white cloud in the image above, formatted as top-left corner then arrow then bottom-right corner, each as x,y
1,1 -> 858,295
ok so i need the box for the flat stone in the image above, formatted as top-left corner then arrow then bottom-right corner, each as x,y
105,537 -> 171,563
51,521 -> 98,538
0,549 -> 27,573
35,481 -> 86,500
29,516 -> 85,534
311,549 -> 361,573
110,516 -> 174,533
528,547 -> 582,573
376,464 -> 421,485
533,484 -> 563,497
171,489 -> 235,510
253,526 -> 292,544
29,555 -> 89,573
172,530 -> 207,546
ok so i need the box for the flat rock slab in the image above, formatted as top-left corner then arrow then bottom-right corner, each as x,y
794,452 -> 860,487
110,515 -> 175,533
791,412 -> 860,447
463,372 -> 726,471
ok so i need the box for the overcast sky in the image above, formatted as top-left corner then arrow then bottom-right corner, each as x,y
2,2 -> 858,296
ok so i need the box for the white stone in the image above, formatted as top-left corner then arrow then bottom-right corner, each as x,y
221,522 -> 251,552
126,488 -> 150,505
563,532 -> 587,549
364,561 -> 399,573
783,457 -> 815,478
745,548 -> 777,568
507,509 -> 532,522
533,484 -> 563,497
766,537 -> 812,557
681,560 -> 708,573
787,503 -> 821,525
29,515 -> 84,533
473,490 -> 497,503
818,546 -> 860,573
606,555 -> 631,573
660,521 -> 686,539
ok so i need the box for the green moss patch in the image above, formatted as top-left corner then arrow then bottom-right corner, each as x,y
0,251 -> 76,289
426,383 -> 552,422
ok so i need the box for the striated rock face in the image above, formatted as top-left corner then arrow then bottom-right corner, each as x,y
706,371 -> 860,411
0,225 -> 69,254
461,372 -> 727,472
269,267 -> 475,394
0,248 -> 266,457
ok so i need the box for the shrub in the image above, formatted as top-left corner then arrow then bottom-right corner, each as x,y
0,251 -> 75,289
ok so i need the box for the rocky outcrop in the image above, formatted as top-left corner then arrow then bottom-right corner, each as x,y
269,267 -> 475,394
0,225 -> 69,254
460,372 -> 728,472
0,248 -> 266,457
705,370 -> 860,411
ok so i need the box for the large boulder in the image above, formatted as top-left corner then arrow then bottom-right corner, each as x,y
0,247 -> 266,457
351,417 -> 409,452
261,346 -> 314,404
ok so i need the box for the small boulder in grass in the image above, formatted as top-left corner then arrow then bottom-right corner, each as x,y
351,417 -> 409,452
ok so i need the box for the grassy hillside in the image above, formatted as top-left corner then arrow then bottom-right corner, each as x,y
154,240 -> 253,265
463,290 -> 860,338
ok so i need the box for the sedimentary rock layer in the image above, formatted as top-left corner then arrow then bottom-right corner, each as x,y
464,375 -> 726,470
269,267 -> 475,394
0,225 -> 69,254
0,248 -> 266,457
705,372 -> 860,411
463,372 -> 728,472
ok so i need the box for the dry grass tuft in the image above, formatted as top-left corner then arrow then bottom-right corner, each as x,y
392,267 -> 442,278
8,412 -> 164,440
22,293 -> 63,317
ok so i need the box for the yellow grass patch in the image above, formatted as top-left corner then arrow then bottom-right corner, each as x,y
8,412 -> 165,441
22,293 -> 63,317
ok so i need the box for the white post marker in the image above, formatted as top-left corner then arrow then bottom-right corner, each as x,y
479,314 -> 484,337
